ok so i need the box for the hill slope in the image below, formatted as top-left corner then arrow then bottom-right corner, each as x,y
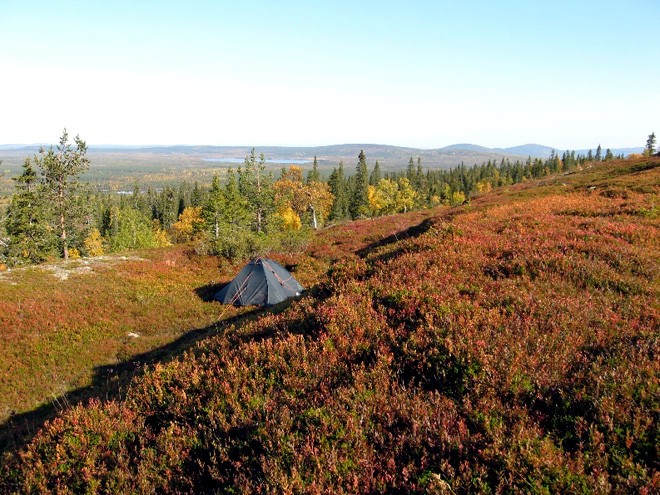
2,157 -> 660,492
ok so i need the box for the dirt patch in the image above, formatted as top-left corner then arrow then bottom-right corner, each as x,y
0,255 -> 148,282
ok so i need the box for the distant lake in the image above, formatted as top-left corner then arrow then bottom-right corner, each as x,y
203,158 -> 310,164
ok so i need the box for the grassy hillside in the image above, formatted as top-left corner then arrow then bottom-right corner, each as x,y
1,157 -> 659,492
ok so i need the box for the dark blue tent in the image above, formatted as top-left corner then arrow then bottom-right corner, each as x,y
213,257 -> 304,307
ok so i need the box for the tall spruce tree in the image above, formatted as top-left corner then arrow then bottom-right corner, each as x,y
37,129 -> 90,260
645,132 -> 656,156
203,174 -> 225,244
406,157 -> 416,184
328,161 -> 349,221
307,156 -> 321,184
369,160 -> 382,186
4,157 -> 56,265
350,150 -> 370,219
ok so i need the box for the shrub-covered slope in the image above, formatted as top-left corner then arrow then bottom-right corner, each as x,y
2,158 -> 660,493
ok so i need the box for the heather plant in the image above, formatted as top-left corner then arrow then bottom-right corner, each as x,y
2,157 -> 660,493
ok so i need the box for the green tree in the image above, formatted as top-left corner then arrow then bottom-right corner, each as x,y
306,156 -> 320,184
605,148 -> 614,161
202,171 -> 252,245
328,161 -> 349,221
645,132 -> 656,156
223,168 -> 252,229
203,174 -> 225,244
350,151 -> 370,219
406,157 -> 416,183
157,187 -> 179,229
4,158 -> 56,265
595,144 -> 602,162
239,149 -> 274,233
36,129 -> 90,260
369,160 -> 382,186
107,207 -> 158,252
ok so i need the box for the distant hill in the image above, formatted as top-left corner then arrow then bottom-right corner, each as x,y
1,142 -> 646,173
441,143 -> 492,152
493,143 -> 558,157
84,143 -> 647,163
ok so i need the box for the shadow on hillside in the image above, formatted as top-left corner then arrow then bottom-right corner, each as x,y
0,303 -> 265,456
194,282 -> 228,302
355,217 -> 435,260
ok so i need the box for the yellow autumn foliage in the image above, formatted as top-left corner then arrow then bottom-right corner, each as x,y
84,228 -> 105,257
276,205 -> 302,231
169,207 -> 204,243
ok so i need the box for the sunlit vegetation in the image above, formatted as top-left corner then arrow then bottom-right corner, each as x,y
1,154 -> 659,492
2,133 -> 626,272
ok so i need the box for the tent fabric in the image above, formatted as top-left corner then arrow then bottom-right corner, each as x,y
213,257 -> 304,307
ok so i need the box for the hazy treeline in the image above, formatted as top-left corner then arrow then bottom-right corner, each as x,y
0,130 -> 620,268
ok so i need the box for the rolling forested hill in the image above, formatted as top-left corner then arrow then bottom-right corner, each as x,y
1,156 -> 659,492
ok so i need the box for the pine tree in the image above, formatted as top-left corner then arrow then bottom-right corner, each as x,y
595,145 -> 602,162
37,129 -> 90,260
350,151 -> 370,219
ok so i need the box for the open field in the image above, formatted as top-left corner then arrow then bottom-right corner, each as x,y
1,157 -> 659,492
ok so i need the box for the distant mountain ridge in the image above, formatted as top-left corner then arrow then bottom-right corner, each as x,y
1,142 -> 645,170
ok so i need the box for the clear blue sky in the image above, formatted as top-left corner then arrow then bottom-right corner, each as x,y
1,0 -> 658,149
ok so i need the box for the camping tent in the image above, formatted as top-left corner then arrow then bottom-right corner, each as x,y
213,257 -> 304,307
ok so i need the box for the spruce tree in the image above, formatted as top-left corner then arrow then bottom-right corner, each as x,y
328,161 -> 349,221
369,160 -> 382,186
239,149 -> 273,233
307,156 -> 321,183
5,158 -> 56,265
222,168 -> 251,230
350,151 -> 370,219
203,174 -> 225,243
406,157 -> 416,184
645,132 -> 656,156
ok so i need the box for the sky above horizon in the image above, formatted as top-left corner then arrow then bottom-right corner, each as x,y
1,0 -> 658,150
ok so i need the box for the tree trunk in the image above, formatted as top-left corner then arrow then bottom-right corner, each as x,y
59,183 -> 68,260
310,205 -> 317,229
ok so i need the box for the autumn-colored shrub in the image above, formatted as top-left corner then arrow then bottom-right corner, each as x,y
2,157 -> 660,493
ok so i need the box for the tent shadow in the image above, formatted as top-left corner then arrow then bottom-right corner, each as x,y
0,303 -> 264,457
194,282 -> 228,302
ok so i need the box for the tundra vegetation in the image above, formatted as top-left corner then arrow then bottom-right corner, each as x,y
0,149 -> 659,492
